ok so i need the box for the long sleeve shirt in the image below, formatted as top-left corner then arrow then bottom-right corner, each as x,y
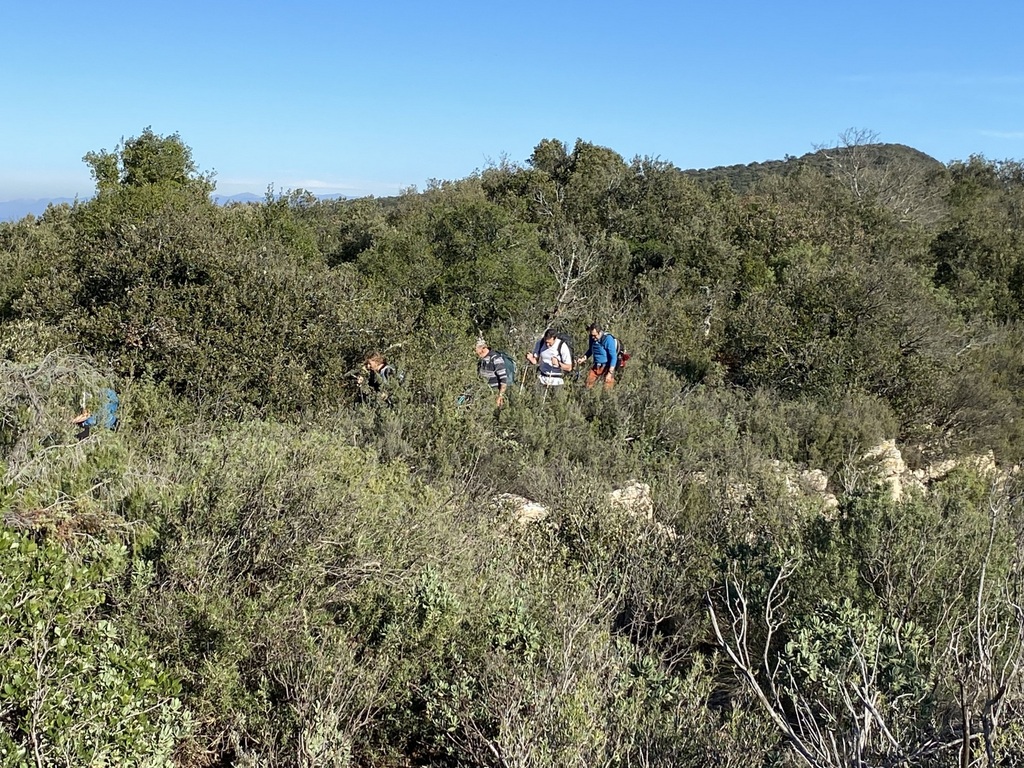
477,351 -> 508,390
586,334 -> 618,369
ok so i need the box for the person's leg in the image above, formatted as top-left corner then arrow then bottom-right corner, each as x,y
604,372 -> 616,390
585,366 -> 601,389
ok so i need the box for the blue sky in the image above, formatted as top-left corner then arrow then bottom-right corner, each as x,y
2,1 -> 1022,201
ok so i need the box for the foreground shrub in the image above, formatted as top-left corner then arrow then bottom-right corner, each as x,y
0,528 -> 187,767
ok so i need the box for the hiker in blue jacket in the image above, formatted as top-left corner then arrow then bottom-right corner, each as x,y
72,387 -> 119,439
577,323 -> 618,390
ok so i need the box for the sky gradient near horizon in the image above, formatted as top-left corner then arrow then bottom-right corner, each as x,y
3,1 -> 1023,202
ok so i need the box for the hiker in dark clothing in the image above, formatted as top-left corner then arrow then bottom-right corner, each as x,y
357,351 -> 398,404
474,338 -> 508,408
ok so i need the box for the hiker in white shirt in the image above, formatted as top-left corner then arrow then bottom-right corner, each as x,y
527,328 -> 573,394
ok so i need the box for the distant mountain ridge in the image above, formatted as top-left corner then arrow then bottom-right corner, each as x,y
0,192 -> 352,222
2,145 -> 942,222
0,197 -> 81,222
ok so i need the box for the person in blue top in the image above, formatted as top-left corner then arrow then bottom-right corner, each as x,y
72,387 -> 119,439
577,323 -> 618,390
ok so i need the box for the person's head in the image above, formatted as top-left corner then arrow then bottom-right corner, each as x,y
474,338 -> 489,358
365,351 -> 386,372
542,328 -> 558,347
587,323 -> 603,341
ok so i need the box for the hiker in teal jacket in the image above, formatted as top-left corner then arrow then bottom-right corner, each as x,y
72,387 -> 119,439
578,323 -> 617,390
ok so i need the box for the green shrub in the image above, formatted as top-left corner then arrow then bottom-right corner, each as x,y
0,528 -> 187,767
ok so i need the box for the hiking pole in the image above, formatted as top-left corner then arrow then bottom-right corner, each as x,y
519,358 -> 535,397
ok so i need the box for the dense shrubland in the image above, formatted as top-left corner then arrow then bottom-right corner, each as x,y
1,128 -> 1023,766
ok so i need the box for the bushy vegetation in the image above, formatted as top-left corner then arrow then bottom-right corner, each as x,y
1,128 -> 1023,766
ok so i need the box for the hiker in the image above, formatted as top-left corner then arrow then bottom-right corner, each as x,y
475,338 -> 508,407
577,323 -> 618,390
356,351 -> 398,404
526,328 -> 573,396
72,387 -> 119,439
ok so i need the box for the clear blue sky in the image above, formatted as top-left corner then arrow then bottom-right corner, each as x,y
3,1 -> 1022,201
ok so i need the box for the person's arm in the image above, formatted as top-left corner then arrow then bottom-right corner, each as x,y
577,339 -> 592,366
526,340 -> 541,366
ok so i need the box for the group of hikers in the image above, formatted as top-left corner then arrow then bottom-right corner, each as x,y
475,322 -> 623,407
67,325 -> 621,427
59,324 -> 618,439
355,322 -> 626,408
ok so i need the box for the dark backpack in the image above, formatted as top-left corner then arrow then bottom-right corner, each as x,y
555,332 -> 574,370
496,350 -> 517,385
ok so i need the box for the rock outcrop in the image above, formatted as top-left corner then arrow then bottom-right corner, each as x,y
493,481 -> 675,538
861,441 -> 1005,502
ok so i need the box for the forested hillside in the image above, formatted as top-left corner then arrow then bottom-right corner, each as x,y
1,127 -> 1023,767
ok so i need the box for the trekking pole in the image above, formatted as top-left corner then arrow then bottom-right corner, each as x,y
519,358 -> 535,397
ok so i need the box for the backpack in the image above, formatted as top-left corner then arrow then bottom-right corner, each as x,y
602,334 -> 630,371
496,350 -> 517,385
614,337 -> 631,371
554,332 -> 574,370
379,364 -> 406,386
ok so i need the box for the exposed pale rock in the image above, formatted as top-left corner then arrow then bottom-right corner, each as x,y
799,469 -> 829,494
608,481 -> 654,519
492,482 -> 676,539
864,439 -> 907,477
912,459 -> 957,484
862,442 -> 1011,502
768,460 -> 836,514
962,451 -> 998,476
862,439 -> 907,501
492,493 -> 550,525
608,481 -> 677,539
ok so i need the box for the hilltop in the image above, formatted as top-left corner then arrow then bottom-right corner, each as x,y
683,142 -> 946,192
